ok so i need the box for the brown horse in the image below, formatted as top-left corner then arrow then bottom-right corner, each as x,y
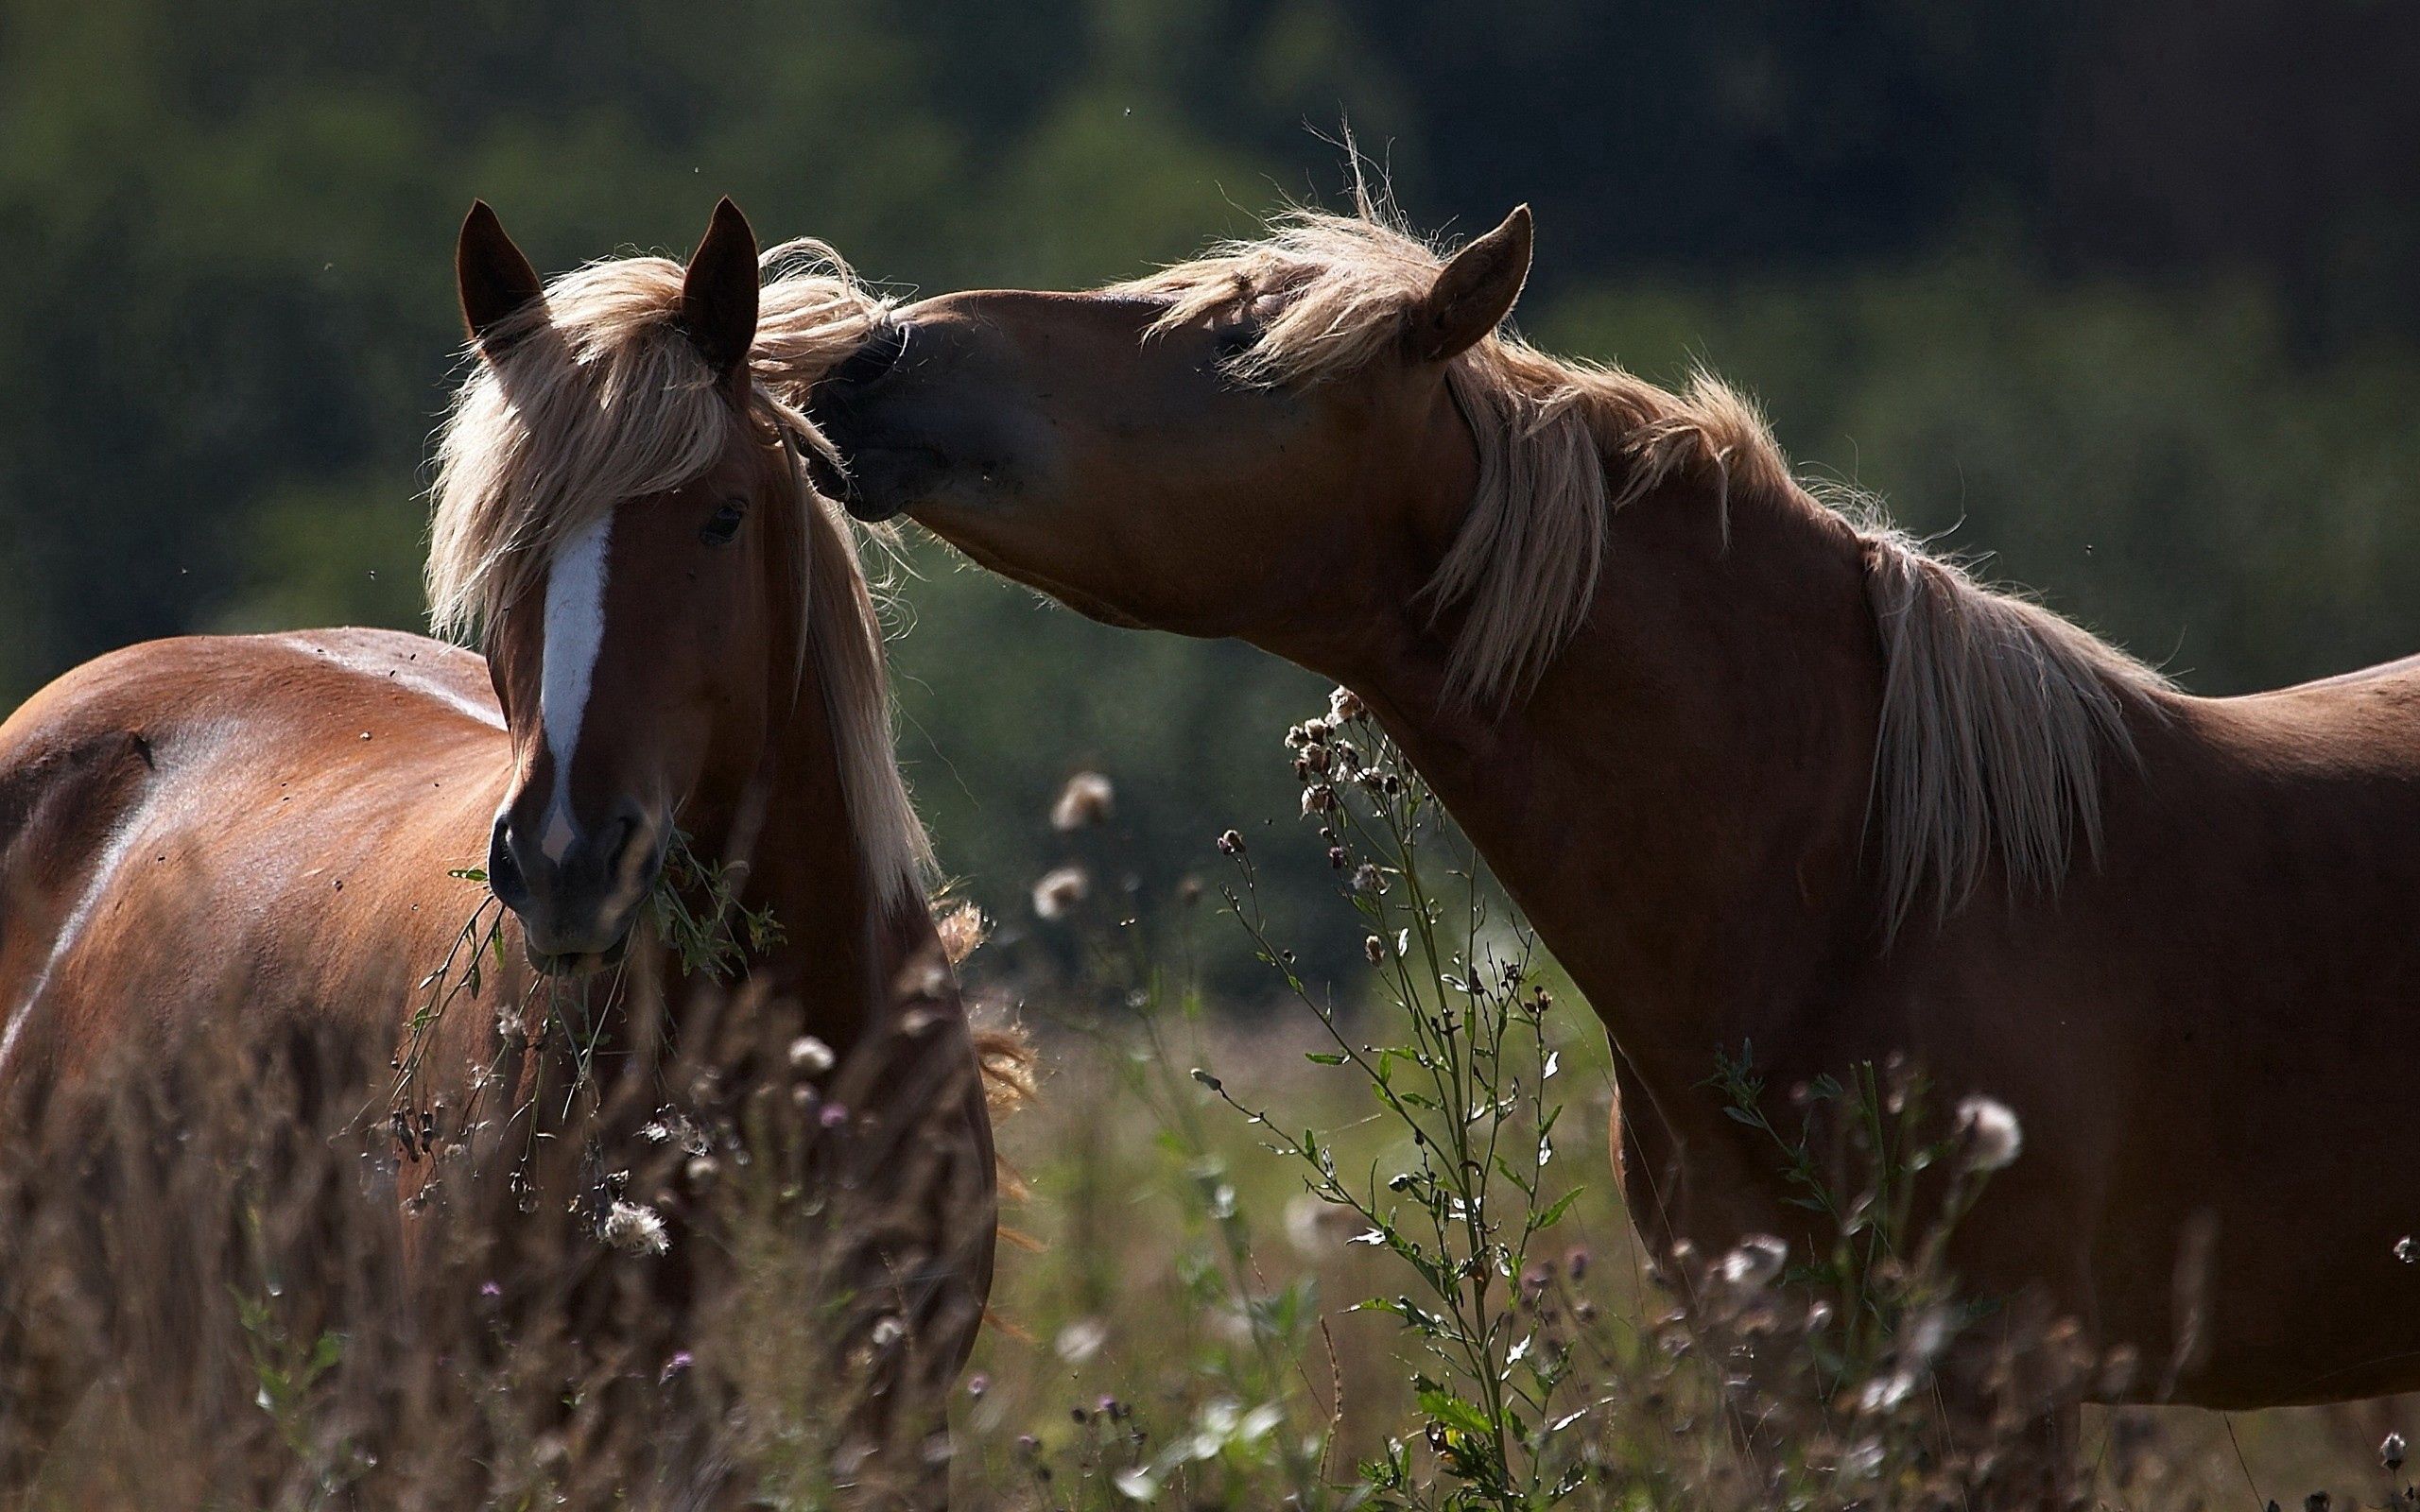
0,200 -> 997,1503
810,199 -> 2420,1480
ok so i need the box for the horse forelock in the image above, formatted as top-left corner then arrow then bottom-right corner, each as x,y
1123,201 -> 2169,931
425,238 -> 932,912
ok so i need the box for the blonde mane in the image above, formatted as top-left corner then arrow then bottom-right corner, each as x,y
425,240 -> 933,910
1120,207 -> 2171,929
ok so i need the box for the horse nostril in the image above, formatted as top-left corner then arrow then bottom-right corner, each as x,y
600,799 -> 652,880
488,816 -> 529,905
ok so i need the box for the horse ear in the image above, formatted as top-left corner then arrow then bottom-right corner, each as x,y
456,200 -> 546,355
1412,204 -> 1532,364
681,197 -> 761,379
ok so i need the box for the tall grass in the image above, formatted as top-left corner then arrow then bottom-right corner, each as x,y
2,690 -> 2415,1507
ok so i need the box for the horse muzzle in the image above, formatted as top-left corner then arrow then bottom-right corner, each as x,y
488,800 -> 663,975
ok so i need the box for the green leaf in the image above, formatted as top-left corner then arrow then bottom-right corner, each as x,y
1415,1388 -> 1495,1438
1532,1188 -> 1583,1230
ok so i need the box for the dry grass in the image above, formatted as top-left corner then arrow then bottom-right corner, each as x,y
1,725 -> 2413,1510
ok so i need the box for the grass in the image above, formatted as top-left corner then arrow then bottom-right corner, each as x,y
1,686 -> 2415,1508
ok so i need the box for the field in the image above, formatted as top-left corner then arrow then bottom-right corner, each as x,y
2,687 -> 2410,1510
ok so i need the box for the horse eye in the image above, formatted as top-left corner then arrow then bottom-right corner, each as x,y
700,500 -> 747,546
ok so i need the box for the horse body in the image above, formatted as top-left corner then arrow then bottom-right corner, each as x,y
0,630 -> 510,1102
806,196 -> 2420,1463
1374,475 -> 2420,1411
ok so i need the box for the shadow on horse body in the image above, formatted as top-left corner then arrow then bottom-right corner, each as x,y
0,201 -> 995,1506
810,196 -> 2420,1495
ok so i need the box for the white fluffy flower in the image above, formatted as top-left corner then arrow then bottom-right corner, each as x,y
1715,1233 -> 1788,1289
1031,866 -> 1090,920
788,1035 -> 836,1074
1955,1094 -> 2024,1173
1050,770 -> 1115,831
601,1199 -> 669,1255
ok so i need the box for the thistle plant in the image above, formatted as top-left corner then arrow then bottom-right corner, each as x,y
1705,1046 -> 2021,1389
1199,688 -> 1586,1510
1010,768 -> 1341,1510
394,831 -> 777,1117
649,827 -> 785,982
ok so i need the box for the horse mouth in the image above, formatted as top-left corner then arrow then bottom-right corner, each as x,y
527,929 -> 631,978
825,441 -> 961,523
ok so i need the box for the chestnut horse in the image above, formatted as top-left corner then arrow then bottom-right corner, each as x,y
0,200 -> 997,1503
811,200 -> 2420,1481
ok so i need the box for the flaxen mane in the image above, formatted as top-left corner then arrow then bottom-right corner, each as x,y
424,240 -> 934,910
1118,208 -> 2171,931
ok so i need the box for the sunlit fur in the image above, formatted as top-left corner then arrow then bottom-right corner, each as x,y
1119,206 -> 2170,928
425,241 -> 934,911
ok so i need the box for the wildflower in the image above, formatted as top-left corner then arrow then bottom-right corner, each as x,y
478,1280 -> 502,1298
1954,1094 -> 2024,1172
2385,1432 -> 2408,1472
1328,686 -> 1365,723
1326,844 -> 1348,869
601,1199 -> 669,1255
1350,863 -> 1389,895
1301,784 -> 1337,816
787,1035 -> 836,1074
1216,829 -> 1245,856
1715,1234 -> 1788,1289
1049,770 -> 1115,831
870,1316 -> 906,1348
1564,1245 -> 1591,1281
1031,865 -> 1090,919
1364,934 -> 1387,965
819,1101 -> 849,1129
965,1373 -> 989,1400
659,1350 -> 693,1383
2398,1235 -> 2417,1264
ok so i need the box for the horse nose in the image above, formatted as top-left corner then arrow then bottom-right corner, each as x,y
490,797 -> 655,957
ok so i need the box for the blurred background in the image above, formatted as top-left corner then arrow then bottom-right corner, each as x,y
5,0 -> 2419,979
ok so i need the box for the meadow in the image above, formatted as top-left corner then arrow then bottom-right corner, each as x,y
3,679 -> 2410,1509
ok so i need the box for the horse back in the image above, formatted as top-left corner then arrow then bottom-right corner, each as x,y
0,629 -> 511,1098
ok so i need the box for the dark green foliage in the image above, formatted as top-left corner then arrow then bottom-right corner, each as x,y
3,0 -> 2415,989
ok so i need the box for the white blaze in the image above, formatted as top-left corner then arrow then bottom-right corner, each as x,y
537,512 -> 614,863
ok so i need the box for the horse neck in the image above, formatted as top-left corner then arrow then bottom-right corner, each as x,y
1340,467 -> 1888,1096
